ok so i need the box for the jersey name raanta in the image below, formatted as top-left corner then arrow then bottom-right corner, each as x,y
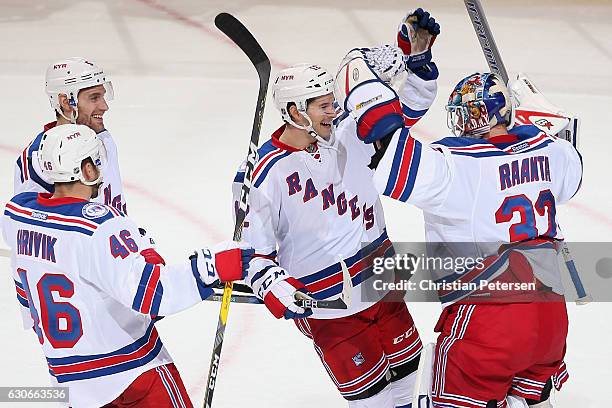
498,155 -> 551,191
285,171 -> 375,230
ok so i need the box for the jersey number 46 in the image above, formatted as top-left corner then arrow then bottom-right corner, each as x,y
18,269 -> 83,349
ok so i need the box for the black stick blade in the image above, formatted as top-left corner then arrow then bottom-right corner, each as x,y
214,12 -> 271,75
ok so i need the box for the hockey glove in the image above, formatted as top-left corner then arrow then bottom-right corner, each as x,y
251,266 -> 313,319
191,241 -> 254,286
335,52 -> 404,144
354,45 -> 405,85
396,8 -> 440,80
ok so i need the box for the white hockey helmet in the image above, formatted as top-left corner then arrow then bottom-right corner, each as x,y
38,124 -> 106,186
272,63 -> 335,141
45,57 -> 114,122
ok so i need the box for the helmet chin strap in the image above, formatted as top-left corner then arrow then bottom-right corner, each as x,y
287,111 -> 337,150
57,105 -> 79,124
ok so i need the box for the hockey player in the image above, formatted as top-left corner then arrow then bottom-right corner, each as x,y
2,124 -> 253,408
13,57 -> 166,264
335,56 -> 581,407
232,9 -> 439,408
15,57 -> 128,214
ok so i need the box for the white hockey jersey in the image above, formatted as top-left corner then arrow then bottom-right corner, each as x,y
2,192 -> 213,407
233,74 -> 437,319
373,123 -> 583,305
14,122 -> 127,214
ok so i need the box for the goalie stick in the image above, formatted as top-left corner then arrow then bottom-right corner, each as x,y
203,13 -> 270,408
463,0 -> 591,305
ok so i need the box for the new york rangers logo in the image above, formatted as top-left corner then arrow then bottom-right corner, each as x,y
82,203 -> 109,219
352,352 -> 366,367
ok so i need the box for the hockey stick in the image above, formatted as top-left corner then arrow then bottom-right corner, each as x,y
561,245 -> 592,304
203,13 -> 270,408
205,258 -> 353,309
463,0 -> 591,305
463,0 -> 508,82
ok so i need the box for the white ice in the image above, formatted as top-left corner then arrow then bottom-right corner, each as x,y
0,1 -> 611,406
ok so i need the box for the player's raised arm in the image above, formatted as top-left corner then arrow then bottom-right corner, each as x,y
334,9 -> 452,210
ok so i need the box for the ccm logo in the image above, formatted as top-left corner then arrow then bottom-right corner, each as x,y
392,328 -> 415,345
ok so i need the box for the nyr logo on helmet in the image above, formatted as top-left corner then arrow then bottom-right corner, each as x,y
66,132 -> 81,140
82,203 -> 109,219
280,75 -> 294,81
53,64 -> 67,69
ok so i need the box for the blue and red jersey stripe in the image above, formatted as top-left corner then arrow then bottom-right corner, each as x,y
46,323 -> 163,383
132,264 -> 164,316
300,231 -> 394,299
14,279 -> 29,308
382,128 -> 422,202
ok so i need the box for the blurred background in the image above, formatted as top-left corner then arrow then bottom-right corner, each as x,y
0,1 -> 610,406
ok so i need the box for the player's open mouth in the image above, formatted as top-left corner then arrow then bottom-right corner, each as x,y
321,121 -> 332,128
92,114 -> 104,120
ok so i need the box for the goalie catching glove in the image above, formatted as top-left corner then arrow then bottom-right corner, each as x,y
334,49 -> 404,144
191,241 -> 254,286
251,266 -> 313,319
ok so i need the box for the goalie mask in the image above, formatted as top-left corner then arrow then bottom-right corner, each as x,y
45,57 -> 114,123
446,73 -> 513,137
38,124 -> 106,187
272,63 -> 336,145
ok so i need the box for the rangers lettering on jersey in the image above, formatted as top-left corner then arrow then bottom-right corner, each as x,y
235,73 -> 437,319
285,171 -> 375,225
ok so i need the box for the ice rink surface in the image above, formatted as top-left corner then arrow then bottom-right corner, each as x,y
0,0 -> 611,406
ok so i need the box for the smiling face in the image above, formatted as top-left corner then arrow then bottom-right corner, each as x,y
304,93 -> 336,139
75,85 -> 109,133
